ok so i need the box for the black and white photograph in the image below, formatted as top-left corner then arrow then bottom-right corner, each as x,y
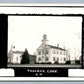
7,15 -> 82,68
0,5 -> 83,78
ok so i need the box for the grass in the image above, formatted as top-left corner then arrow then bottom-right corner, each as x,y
7,64 -> 81,68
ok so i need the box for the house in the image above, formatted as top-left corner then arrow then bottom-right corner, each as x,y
8,48 -> 24,64
35,34 -> 67,64
8,46 -> 36,64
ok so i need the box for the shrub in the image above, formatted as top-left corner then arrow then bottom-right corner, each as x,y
66,61 -> 70,64
46,62 -> 51,64
21,49 -> 30,64
75,60 -> 80,64
8,62 -> 12,64
54,61 -> 58,64
34,62 -> 39,64
41,62 -> 45,64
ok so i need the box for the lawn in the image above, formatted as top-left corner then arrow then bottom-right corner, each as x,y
7,64 -> 81,68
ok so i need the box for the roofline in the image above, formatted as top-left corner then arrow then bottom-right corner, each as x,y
36,44 -> 66,51
48,45 -> 66,51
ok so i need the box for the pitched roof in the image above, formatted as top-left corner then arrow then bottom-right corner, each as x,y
48,45 -> 66,51
12,51 -> 24,54
29,55 -> 36,57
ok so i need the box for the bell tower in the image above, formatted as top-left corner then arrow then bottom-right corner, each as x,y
42,34 -> 48,44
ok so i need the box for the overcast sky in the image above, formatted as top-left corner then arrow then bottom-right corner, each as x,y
8,16 -> 82,58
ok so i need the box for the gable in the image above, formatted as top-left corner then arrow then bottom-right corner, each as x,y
36,44 -> 51,51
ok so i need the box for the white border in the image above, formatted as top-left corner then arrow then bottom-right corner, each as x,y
0,4 -> 84,81
0,3 -> 84,6
0,77 -> 84,81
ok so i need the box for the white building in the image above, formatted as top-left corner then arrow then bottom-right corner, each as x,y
35,34 -> 67,64
8,46 -> 24,64
8,46 -> 36,64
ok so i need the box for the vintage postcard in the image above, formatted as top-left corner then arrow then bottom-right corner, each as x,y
0,4 -> 83,80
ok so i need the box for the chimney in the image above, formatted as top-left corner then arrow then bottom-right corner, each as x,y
57,44 -> 59,48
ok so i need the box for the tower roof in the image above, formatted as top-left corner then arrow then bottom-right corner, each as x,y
43,34 -> 47,40
42,34 -> 48,44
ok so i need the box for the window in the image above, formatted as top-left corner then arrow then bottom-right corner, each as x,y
42,56 -> 44,58
39,51 -> 41,55
46,49 -> 49,54
57,51 -> 59,54
38,51 -> 41,55
60,51 -> 62,55
64,52 -> 66,55
64,58 -> 66,61
53,57 -> 55,61
38,57 -> 41,61
46,57 -> 49,61
42,50 -> 44,54
53,50 -> 55,54
57,57 -> 59,61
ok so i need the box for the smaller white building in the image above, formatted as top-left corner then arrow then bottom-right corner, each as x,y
8,46 -> 36,64
35,34 -> 67,64
8,46 -> 24,64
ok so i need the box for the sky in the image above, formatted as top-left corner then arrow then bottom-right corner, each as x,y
8,16 -> 82,59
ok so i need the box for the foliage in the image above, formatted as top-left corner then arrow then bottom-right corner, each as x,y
41,62 -> 45,64
34,61 -> 39,64
75,60 -> 80,64
46,62 -> 51,64
65,61 -> 70,64
21,49 -> 30,64
54,61 -> 58,64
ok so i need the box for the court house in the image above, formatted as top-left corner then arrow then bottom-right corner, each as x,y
35,34 -> 67,64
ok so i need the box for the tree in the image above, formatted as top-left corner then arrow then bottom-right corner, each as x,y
21,49 -> 30,64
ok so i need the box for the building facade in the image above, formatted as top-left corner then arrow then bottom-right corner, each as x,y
35,34 -> 67,64
8,48 -> 24,64
8,46 -> 36,64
